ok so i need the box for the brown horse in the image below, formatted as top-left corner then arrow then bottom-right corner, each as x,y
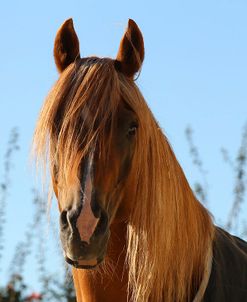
33,19 -> 247,301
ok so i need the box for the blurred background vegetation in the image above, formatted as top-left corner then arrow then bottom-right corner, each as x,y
0,129 -> 76,302
0,123 -> 246,301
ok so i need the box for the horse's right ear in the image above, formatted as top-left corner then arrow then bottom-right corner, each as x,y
54,19 -> 80,73
115,19 -> 144,78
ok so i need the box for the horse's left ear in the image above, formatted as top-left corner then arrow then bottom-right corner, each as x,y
54,18 -> 80,73
115,19 -> 145,78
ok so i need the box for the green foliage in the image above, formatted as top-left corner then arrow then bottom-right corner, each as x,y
0,274 -> 27,302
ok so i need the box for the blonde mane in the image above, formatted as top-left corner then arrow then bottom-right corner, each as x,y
33,57 -> 215,302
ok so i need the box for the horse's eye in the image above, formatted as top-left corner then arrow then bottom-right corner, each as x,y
128,124 -> 138,136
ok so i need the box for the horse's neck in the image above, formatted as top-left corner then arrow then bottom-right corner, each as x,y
72,222 -> 128,302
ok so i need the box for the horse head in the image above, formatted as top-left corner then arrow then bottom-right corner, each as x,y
49,19 -> 145,269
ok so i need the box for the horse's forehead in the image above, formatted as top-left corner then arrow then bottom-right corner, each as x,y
78,97 -> 129,127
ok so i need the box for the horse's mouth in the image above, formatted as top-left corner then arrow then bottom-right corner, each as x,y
64,255 -> 103,269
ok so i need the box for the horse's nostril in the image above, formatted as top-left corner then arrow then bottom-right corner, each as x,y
91,198 -> 101,218
60,210 -> 68,228
94,210 -> 108,237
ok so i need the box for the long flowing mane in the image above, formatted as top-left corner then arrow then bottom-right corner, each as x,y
33,57 -> 214,302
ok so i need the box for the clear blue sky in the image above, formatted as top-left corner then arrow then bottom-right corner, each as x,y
0,0 -> 247,292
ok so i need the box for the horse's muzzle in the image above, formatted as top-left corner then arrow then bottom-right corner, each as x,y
59,203 -> 109,269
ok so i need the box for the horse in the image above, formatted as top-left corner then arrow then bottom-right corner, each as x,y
33,19 -> 247,301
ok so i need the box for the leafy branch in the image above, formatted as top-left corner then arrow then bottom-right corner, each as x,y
223,123 -> 247,234
185,126 -> 208,204
0,128 -> 19,267
186,123 -> 247,237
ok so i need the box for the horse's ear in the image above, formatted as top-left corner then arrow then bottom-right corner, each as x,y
54,18 -> 80,73
115,19 -> 144,78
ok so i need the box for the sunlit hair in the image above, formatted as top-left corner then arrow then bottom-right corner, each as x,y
33,57 -> 215,302
33,58 -> 120,205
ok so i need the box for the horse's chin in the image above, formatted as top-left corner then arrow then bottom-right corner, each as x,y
64,255 -> 103,269
65,256 -> 103,269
